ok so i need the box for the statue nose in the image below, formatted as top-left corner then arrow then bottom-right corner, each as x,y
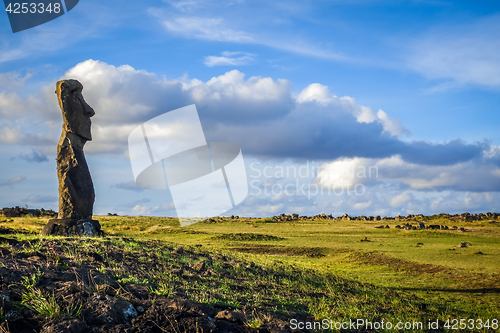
84,103 -> 95,117
78,93 -> 95,117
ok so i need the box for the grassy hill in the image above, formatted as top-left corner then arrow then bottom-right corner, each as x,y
0,213 -> 498,332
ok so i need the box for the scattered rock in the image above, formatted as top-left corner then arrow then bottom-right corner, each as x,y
40,319 -> 89,333
172,247 -> 184,255
0,237 -> 299,333
87,252 -> 104,263
215,310 -> 245,324
192,261 -> 205,271
1,207 -> 57,218
81,293 -> 137,325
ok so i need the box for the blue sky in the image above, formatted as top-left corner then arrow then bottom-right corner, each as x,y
1,0 -> 499,218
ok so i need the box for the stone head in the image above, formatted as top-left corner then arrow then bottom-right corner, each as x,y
56,79 -> 95,141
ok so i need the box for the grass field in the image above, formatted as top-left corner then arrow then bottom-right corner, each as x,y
1,214 -> 499,332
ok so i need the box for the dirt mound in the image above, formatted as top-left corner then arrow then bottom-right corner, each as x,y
352,251 -> 446,275
213,233 -> 285,241
0,227 -> 35,235
231,244 -> 326,258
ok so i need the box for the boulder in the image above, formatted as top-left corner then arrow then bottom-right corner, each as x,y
41,218 -> 102,237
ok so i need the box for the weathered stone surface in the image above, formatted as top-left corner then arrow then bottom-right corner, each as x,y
56,80 -> 95,221
41,218 -> 102,237
42,80 -> 99,237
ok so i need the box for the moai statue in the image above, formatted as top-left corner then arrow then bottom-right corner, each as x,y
41,80 -> 102,236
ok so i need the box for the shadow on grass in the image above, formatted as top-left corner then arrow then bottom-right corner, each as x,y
394,287 -> 500,294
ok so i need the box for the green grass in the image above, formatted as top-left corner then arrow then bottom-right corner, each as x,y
2,214 -> 499,331
22,289 -> 62,319
21,268 -> 43,290
19,269 -> 82,320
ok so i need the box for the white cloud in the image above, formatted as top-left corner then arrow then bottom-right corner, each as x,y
408,14 -> 500,88
164,0 -> 205,11
1,176 -> 26,186
256,204 -> 284,214
149,7 -> 350,63
426,191 -> 499,213
2,60 -> 476,171
352,201 -> 371,210
204,51 -> 254,67
353,105 -> 378,123
4,60 -> 291,154
390,192 -> 412,207
132,204 -> 152,215
1,60 -> 495,205
0,126 -> 26,143
316,150 -> 500,193
297,83 -> 410,137
159,16 -> 253,42
0,126 -> 54,147
0,72 -> 31,92
296,83 -> 333,105
114,181 -> 144,192
0,92 -> 27,120
373,154 -> 500,191
376,109 -> 411,137
163,0 -> 244,12
316,157 -> 374,189
192,69 -> 290,103
160,202 -> 176,210
23,194 -> 57,203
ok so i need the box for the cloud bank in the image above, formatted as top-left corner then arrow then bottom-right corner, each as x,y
0,59 -> 498,217
2,59 -> 483,169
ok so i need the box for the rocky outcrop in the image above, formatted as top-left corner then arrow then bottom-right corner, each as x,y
1,207 -> 56,218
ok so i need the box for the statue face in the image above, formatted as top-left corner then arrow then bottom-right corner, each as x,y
56,80 -> 95,141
